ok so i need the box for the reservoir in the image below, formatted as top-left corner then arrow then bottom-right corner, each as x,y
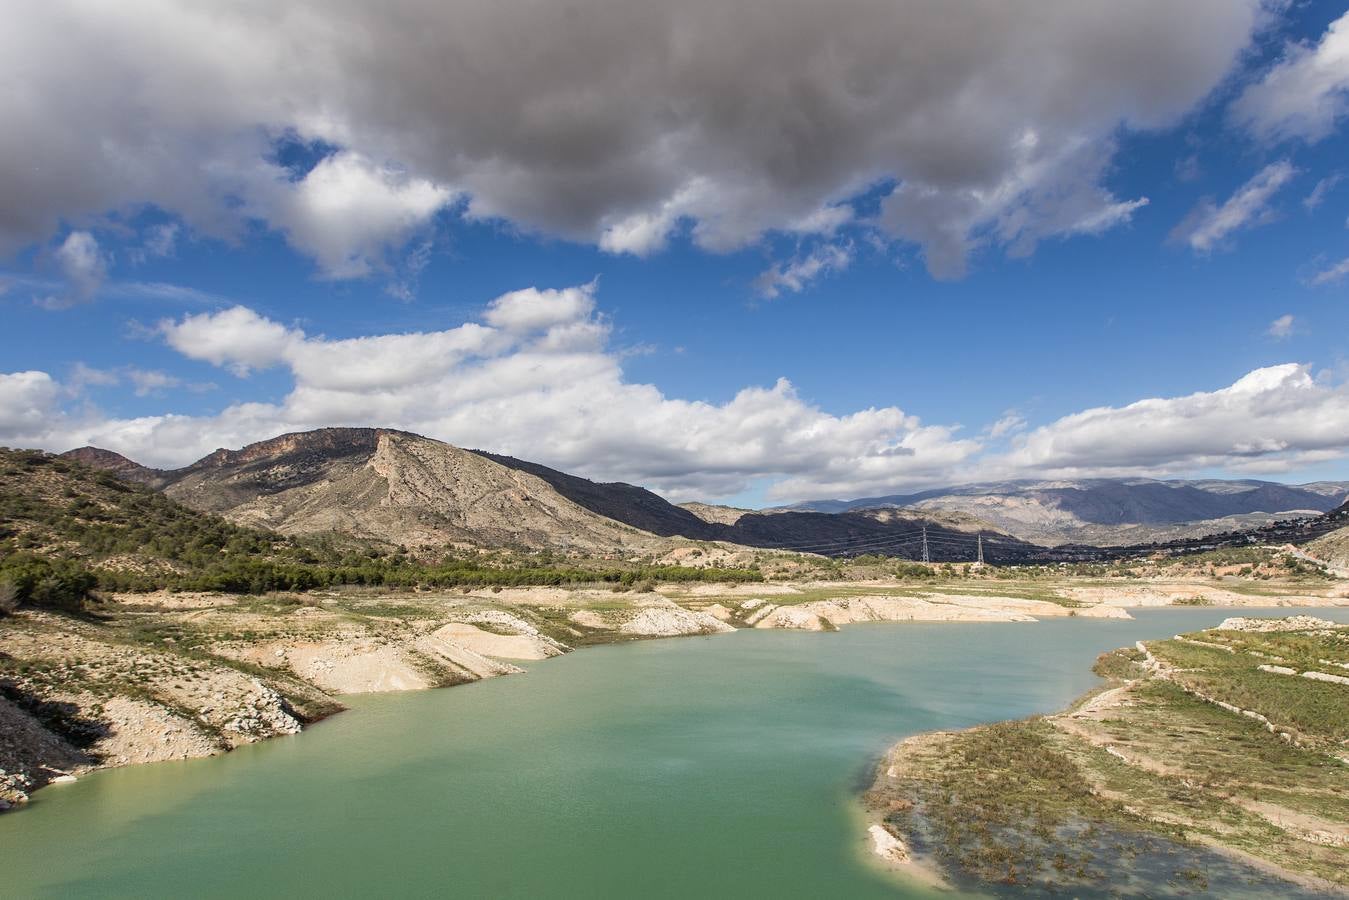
3,608 -> 1346,898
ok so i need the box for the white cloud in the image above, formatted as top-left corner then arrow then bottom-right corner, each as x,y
1002,364 -> 1349,478
1308,256 -> 1349,286
125,368 -> 181,397
67,363 -> 120,392
129,223 -> 180,264
39,231 -> 107,309
9,285 -> 1349,502
987,413 -> 1028,439
161,306 -> 301,376
1266,313 -> 1295,339
107,281 -> 222,304
259,151 -> 455,279
0,0 -> 1268,280
1234,11 -> 1349,143
1170,160 -> 1297,252
1,283 -> 983,499
0,371 -> 60,436
753,243 -> 853,298
1304,173 -> 1343,210
483,284 -> 598,333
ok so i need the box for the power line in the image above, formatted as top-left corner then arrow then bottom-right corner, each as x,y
733,521 -> 1009,558
744,527 -> 931,552
760,530 -> 995,557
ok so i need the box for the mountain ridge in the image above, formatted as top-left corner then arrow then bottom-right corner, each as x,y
60,429 -> 1034,560
779,477 -> 1349,545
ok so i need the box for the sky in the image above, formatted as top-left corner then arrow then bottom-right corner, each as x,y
3,0 -> 1349,507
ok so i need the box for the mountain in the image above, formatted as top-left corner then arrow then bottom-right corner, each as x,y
58,446 -> 161,485
781,478 -> 1349,545
0,446 -> 321,599
63,428 -> 1034,560
477,449 -> 1035,560
128,429 -> 679,553
679,502 -> 753,525
1306,502 -> 1349,572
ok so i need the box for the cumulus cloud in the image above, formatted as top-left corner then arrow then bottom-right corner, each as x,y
1170,160 -> 1297,252
0,371 -> 60,435
753,242 -> 853,298
483,284 -> 598,333
6,286 -> 1349,499
258,151 -> 455,278
1002,364 -> 1349,478
38,231 -> 107,309
0,0 -> 1268,280
1,282 -> 984,499
161,306 -> 301,376
1266,313 -> 1296,339
1234,11 -> 1349,142
881,134 -> 1150,278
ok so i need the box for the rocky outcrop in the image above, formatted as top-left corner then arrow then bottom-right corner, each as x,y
749,593 -> 1127,631
0,696 -> 93,808
617,602 -> 735,636
161,429 -> 677,552
1216,616 -> 1339,632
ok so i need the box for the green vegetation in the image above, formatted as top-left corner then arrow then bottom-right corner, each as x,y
0,553 -> 97,614
0,448 -> 760,607
1151,633 -> 1349,747
1090,646 -> 1147,680
893,719 -> 1128,886
872,623 -> 1349,892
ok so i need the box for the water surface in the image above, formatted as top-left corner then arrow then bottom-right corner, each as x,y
3,607 -> 1346,898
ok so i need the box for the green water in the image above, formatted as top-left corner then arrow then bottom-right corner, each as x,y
3,608 -> 1346,898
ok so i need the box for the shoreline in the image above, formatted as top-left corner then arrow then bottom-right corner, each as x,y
862,613 -> 1349,895
3,582 -> 1347,813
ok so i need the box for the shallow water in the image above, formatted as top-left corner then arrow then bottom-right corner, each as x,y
3,607 -> 1346,899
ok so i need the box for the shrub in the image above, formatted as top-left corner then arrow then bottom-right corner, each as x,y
0,553 -> 97,613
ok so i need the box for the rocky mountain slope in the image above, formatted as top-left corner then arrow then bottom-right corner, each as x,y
783,477 -> 1349,545
679,502 -> 753,525
65,430 -> 675,554
60,429 -> 1033,560
1307,506 -> 1349,572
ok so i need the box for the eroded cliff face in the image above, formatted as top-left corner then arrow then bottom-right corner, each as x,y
157,429 -> 668,552
1309,524 -> 1349,572
0,584 -> 745,811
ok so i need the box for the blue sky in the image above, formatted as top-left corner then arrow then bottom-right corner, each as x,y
3,1 -> 1349,506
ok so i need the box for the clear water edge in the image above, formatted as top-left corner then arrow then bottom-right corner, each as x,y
2,607 -> 1346,899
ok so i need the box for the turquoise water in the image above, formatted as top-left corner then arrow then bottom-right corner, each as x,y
2,608 -> 1346,898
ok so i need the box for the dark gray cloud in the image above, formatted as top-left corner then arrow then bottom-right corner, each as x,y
1,0 -> 1268,277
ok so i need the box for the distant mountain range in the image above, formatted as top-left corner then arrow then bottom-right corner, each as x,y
61,429 -> 1036,561
59,429 -> 1349,561
778,478 -> 1349,546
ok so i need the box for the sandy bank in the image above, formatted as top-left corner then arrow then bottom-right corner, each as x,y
1,578 -> 1343,813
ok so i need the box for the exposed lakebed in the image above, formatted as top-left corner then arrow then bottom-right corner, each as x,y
3,608 -> 1347,898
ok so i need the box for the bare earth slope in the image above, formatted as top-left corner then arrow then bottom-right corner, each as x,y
1309,524 -> 1349,572
148,429 -> 669,552
65,429 -> 1033,558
